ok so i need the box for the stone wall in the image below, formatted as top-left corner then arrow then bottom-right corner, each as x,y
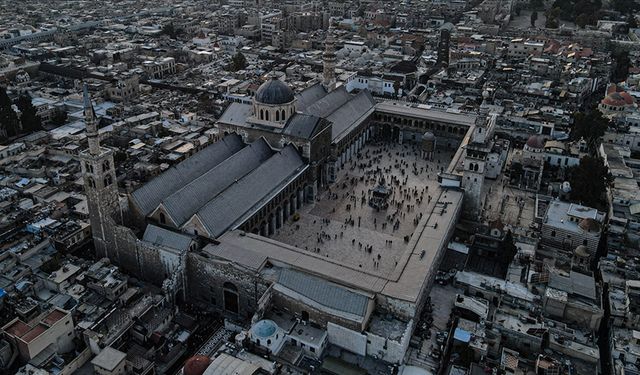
185,253 -> 268,322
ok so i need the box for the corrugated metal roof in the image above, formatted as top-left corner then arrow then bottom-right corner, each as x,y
162,138 -> 274,226
142,224 -> 192,252
195,145 -> 306,238
278,268 -> 369,317
131,134 -> 244,215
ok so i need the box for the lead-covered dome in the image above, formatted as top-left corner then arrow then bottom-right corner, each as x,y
255,77 -> 294,105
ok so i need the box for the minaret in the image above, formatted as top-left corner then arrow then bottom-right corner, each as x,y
84,84 -> 101,156
79,83 -> 120,261
323,28 -> 336,92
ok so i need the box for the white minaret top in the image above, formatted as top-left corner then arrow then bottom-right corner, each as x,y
83,83 -> 100,156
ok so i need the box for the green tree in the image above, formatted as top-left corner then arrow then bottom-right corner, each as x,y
530,11 -> 538,27
570,110 -> 609,151
16,94 -> 42,133
568,156 -> 612,209
229,52 -> 247,72
0,87 -> 19,138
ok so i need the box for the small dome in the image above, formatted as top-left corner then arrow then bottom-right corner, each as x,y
526,135 -> 545,149
255,77 -> 294,105
251,319 -> 278,338
579,218 -> 600,232
575,245 -> 589,258
183,355 -> 211,375
423,132 -> 435,140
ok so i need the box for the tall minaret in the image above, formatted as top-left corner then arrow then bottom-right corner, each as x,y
323,28 -> 337,92
79,83 -> 120,261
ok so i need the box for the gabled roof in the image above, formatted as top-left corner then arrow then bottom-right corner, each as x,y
298,86 -> 351,119
161,138 -> 274,226
142,224 -> 193,252
131,134 -> 244,216
327,90 -> 376,142
282,113 -> 325,139
194,145 -> 307,238
277,268 -> 370,318
295,83 -> 328,110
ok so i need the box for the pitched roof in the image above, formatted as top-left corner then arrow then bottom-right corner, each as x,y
278,268 -> 369,317
194,145 -> 307,238
298,86 -> 351,119
217,102 -> 252,127
142,224 -> 193,252
327,90 -> 376,142
295,83 -> 328,110
282,113 -> 325,139
131,134 -> 244,215
161,138 -> 274,226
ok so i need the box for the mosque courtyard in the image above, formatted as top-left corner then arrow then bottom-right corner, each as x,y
272,141 -> 455,276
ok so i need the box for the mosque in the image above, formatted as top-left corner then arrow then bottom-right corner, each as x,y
81,33 -> 485,366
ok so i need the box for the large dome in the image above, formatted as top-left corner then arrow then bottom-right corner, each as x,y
255,77 -> 294,105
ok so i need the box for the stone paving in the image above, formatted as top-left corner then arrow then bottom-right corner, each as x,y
272,141 -> 454,275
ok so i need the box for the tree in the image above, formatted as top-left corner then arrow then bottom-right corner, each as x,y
570,110 -> 609,151
530,11 -> 538,27
229,52 -> 247,72
576,13 -> 590,28
568,156 -> 612,209
629,14 -> 638,29
162,23 -> 181,39
50,110 -> 68,126
16,94 -> 42,133
0,86 -> 19,138
612,49 -> 631,83
500,230 -> 518,266
393,80 -> 401,98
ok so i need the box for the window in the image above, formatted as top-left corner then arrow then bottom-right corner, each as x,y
267,339 -> 271,345
265,111 -> 269,121
275,111 -> 280,121
104,174 -> 113,187
310,347 -> 315,353
160,213 -> 166,224
551,230 -> 556,237
260,109 -> 264,120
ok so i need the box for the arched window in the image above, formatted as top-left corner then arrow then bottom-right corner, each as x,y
159,212 -> 166,224
473,164 -> 479,172
102,160 -> 110,172
104,174 -> 113,186
87,177 -> 96,188
223,282 -> 239,314
281,109 -> 286,121
260,109 -> 264,120
275,110 -> 280,121
265,111 -> 270,121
